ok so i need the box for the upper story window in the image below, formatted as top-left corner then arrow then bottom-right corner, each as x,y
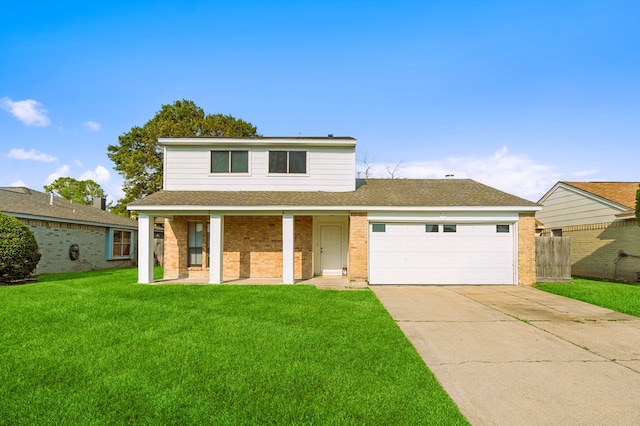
211,150 -> 249,173
269,151 -> 307,174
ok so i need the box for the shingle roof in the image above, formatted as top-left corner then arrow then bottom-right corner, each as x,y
128,179 -> 538,209
562,182 -> 640,209
0,187 -> 138,229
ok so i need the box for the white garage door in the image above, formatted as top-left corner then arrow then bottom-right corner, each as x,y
368,222 -> 515,285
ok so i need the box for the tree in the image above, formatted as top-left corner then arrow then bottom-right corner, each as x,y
43,177 -> 106,205
0,212 -> 41,282
107,99 -> 258,215
385,161 -> 403,179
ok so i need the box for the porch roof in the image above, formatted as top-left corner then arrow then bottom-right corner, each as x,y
128,179 -> 539,211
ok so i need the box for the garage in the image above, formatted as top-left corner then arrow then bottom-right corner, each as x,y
368,222 -> 516,285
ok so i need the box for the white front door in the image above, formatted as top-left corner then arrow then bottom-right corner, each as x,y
320,225 -> 343,275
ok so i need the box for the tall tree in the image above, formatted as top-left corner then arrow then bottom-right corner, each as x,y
107,100 -> 258,215
43,177 -> 106,206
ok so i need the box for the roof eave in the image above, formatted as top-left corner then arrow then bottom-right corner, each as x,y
7,212 -> 138,230
129,205 -> 541,213
158,137 -> 356,148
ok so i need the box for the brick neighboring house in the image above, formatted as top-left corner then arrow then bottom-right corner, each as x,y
128,136 -> 540,286
0,187 -> 138,274
537,181 -> 640,282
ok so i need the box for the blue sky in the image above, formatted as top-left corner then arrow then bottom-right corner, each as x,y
1,0 -> 639,204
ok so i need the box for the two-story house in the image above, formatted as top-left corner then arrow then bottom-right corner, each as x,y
128,136 -> 540,286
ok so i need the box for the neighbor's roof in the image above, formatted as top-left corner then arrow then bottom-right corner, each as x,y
562,182 -> 639,210
0,187 -> 138,229
128,179 -> 539,211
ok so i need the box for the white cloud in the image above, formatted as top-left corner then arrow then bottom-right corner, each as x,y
46,165 -> 70,184
358,146 -> 562,202
1,97 -> 51,126
6,148 -> 57,162
79,165 -> 110,184
83,121 -> 101,131
10,180 -> 27,187
74,159 -> 83,167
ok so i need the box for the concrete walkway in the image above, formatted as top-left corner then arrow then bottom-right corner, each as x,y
371,285 -> 640,426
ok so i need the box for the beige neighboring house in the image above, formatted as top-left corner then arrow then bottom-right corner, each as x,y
128,136 -> 540,286
0,187 -> 138,274
537,181 -> 640,282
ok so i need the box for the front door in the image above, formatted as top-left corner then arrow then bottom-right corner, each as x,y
320,225 -> 342,275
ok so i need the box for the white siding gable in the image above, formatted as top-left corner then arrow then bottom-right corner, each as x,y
536,185 -> 625,228
162,137 -> 356,192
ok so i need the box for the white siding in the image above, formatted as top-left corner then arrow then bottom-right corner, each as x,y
537,186 -> 622,228
164,146 -> 356,191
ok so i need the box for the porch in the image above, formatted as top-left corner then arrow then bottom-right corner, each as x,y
136,212 -> 368,286
152,275 -> 354,290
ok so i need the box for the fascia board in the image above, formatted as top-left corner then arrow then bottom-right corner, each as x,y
158,137 -> 356,148
129,205 -> 541,213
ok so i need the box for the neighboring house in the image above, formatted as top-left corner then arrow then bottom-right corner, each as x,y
128,136 -> 540,286
0,187 -> 138,274
537,181 -> 640,282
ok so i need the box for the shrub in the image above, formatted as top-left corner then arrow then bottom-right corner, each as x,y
0,212 -> 41,282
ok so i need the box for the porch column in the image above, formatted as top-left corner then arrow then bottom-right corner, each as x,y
209,214 -> 223,284
138,213 -> 155,284
282,213 -> 295,284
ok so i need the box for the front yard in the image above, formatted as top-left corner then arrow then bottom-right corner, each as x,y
537,277 -> 640,317
0,268 -> 467,425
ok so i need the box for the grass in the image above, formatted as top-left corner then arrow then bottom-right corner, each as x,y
537,277 -> 640,317
0,268 -> 467,425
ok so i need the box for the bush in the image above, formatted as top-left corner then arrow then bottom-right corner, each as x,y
0,212 -> 41,282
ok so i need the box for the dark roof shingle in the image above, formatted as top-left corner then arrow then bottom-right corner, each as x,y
128,179 -> 538,209
0,187 -> 138,228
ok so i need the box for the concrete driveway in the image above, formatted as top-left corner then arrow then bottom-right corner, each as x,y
371,285 -> 640,426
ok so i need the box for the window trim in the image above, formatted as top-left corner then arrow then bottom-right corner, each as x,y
443,224 -> 457,233
371,223 -> 386,233
268,150 -> 308,174
107,228 -> 135,260
496,224 -> 510,233
210,150 -> 250,174
188,221 -> 204,267
425,224 -> 439,233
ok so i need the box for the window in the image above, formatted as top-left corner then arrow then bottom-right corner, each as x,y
443,224 -> 457,233
372,224 -> 386,232
211,150 -> 249,173
552,228 -> 562,237
188,221 -> 203,267
425,224 -> 439,233
108,229 -> 134,260
496,224 -> 510,233
269,151 -> 307,174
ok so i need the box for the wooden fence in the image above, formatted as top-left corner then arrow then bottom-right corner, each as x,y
536,236 -> 571,283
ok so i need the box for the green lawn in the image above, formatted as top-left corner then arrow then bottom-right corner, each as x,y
537,277 -> 640,317
0,268 -> 467,425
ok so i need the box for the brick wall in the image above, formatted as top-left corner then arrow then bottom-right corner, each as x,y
19,218 -> 136,275
564,220 -> 640,282
518,213 -> 536,286
348,212 -> 368,285
164,215 -> 313,280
